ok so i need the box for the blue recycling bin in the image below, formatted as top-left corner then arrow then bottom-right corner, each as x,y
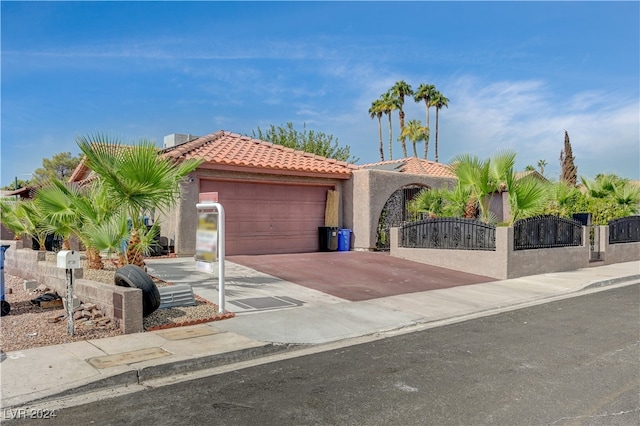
337,229 -> 352,251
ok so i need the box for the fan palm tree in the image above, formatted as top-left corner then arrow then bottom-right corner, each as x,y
76,134 -> 202,268
430,91 -> 450,163
414,83 -> 437,160
400,119 -> 427,158
389,80 -> 413,158
35,178 -> 127,269
369,99 -> 385,161
505,174 -> 548,223
0,199 -> 28,241
379,92 -> 399,160
450,150 -> 517,223
0,199 -> 49,250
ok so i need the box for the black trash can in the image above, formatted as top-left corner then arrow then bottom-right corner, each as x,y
318,227 -> 339,251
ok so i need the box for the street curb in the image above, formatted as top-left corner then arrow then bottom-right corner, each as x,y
5,273 -> 638,410
5,343 -> 301,409
581,274 -> 640,291
137,343 -> 301,382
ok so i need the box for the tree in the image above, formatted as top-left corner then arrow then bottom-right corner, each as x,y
414,83 -> 437,160
431,91 -> 450,163
537,159 -> 548,176
524,165 -> 536,171
379,92 -> 399,161
0,199 -> 49,249
560,131 -> 577,186
369,99 -> 385,161
34,178 -> 128,269
389,81 -> 414,158
451,150 -> 517,223
251,122 -> 358,163
76,134 -> 202,268
400,119 -> 427,158
2,178 -> 30,191
32,152 -> 82,185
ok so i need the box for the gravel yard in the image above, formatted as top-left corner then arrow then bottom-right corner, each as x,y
0,254 -> 227,353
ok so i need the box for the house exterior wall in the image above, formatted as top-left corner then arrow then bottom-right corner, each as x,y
346,169 -> 455,251
390,226 -> 590,279
159,169 -> 346,256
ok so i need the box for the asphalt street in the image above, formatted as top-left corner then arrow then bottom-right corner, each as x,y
6,284 -> 639,426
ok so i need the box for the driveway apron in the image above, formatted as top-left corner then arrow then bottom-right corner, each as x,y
227,251 -> 495,302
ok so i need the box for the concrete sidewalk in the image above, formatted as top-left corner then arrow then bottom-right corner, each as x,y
1,260 -> 638,410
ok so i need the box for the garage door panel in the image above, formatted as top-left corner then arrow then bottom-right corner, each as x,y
200,180 -> 332,255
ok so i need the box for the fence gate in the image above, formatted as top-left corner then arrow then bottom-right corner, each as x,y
376,185 -> 424,251
589,225 -> 601,261
572,213 -> 601,262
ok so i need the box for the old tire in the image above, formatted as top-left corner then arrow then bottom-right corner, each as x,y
0,300 -> 10,316
114,265 -> 161,317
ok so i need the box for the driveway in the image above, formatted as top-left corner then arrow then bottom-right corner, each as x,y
227,251 -> 495,302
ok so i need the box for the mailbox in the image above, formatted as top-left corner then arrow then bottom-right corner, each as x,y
57,250 -> 80,269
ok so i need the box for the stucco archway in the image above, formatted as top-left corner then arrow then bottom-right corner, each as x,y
375,184 -> 428,250
344,169 -> 456,251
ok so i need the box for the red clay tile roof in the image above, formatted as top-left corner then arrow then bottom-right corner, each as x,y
161,131 -> 358,178
359,157 -> 455,178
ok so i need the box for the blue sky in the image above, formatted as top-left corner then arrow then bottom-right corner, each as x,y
2,1 -> 639,187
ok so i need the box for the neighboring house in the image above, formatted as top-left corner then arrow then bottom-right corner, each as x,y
67,131 -> 457,255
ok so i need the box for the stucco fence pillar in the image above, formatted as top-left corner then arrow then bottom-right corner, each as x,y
390,226 -> 590,280
1,241 -> 143,334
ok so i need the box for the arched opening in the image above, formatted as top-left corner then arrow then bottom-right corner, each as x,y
375,184 -> 428,251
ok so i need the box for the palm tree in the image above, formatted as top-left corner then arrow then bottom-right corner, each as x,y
379,92 -> 399,160
390,80 -> 413,158
0,199 -> 49,250
450,150 -> 517,223
431,91 -> 450,163
76,134 -> 202,268
400,119 -> 427,158
414,84 -> 437,159
369,99 -> 385,161
35,178 -> 127,269
537,159 -> 547,175
505,174 -> 548,223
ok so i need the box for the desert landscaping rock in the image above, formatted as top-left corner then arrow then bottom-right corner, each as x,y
0,254 -> 226,352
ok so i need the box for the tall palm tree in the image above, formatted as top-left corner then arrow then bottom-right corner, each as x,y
76,134 -> 202,268
369,99 -> 385,161
379,92 -> 399,160
400,119 -> 427,158
537,159 -> 547,175
414,83 -> 437,160
431,91 -> 450,163
390,80 -> 413,158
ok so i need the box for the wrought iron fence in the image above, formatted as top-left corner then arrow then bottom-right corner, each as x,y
513,215 -> 582,250
400,218 -> 496,251
609,215 -> 640,244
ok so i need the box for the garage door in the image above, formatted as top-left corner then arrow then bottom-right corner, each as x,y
200,180 -> 333,255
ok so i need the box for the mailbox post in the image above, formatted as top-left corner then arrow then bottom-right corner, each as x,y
57,250 -> 80,335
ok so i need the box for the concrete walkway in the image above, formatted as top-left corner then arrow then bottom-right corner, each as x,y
1,258 -> 638,411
